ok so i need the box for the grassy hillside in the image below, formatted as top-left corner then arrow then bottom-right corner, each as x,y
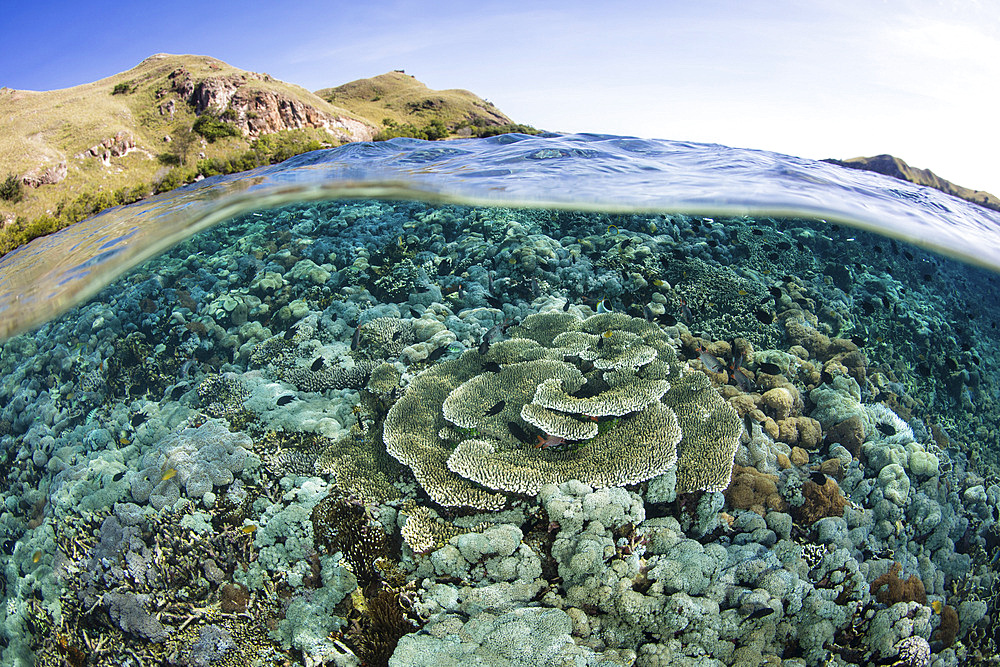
823,154 -> 1000,213
316,70 -> 514,136
0,54 -> 372,221
0,56 -> 527,257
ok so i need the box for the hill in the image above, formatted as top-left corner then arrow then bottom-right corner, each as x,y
823,154 -> 1000,213
0,55 -> 524,255
317,70 -> 513,135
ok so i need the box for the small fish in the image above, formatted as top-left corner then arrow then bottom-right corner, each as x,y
535,434 -> 567,449
408,305 -> 421,318
738,289 -> 748,296
755,309 -> 776,325
850,335 -> 866,348
241,524 -> 258,535
643,305 -> 654,321
392,330 -> 402,342
311,357 -> 325,372
747,607 -> 775,620
442,283 -> 462,297
931,600 -> 943,614
351,327 -> 361,351
119,437 -> 130,446
130,412 -> 148,428
810,472 -> 827,485
481,361 -> 502,373
728,354 -> 751,390
32,551 -> 42,564
485,400 -> 506,416
427,345 -> 448,362
596,299 -> 612,314
485,294 -> 504,309
170,385 -> 187,401
276,395 -> 295,406
876,422 -> 896,437
768,286 -> 782,299
161,468 -> 178,481
283,327 -> 297,340
563,300 -> 572,312
696,346 -> 725,373
678,296 -> 693,323
652,279 -> 665,287
757,362 -> 781,375
112,470 -> 126,482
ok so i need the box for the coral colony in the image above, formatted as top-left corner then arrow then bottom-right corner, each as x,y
1,199 -> 998,667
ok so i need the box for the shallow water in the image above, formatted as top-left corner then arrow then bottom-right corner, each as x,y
0,135 -> 999,666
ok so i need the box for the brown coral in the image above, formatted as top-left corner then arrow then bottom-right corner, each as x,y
725,465 -> 787,516
872,562 -> 927,606
825,415 -> 865,457
933,604 -> 959,647
794,477 -> 848,525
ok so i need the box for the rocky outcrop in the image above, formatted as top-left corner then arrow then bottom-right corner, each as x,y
21,162 -> 67,188
76,132 -> 137,165
165,67 -> 374,142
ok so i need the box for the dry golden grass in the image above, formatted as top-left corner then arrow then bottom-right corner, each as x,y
316,70 -> 512,131
0,54 -> 371,219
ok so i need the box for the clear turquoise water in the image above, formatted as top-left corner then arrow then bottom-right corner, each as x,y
0,134 -> 998,666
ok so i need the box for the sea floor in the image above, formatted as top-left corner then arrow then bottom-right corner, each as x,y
1,200 -> 999,666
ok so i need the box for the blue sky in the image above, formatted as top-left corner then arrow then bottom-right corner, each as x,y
3,0 -> 999,194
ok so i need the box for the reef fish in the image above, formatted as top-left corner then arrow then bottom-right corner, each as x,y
311,357 -> 325,372
485,400 -> 506,416
427,345 -> 448,362
747,607 -> 775,620
276,395 -> 295,406
351,327 -> 361,351
757,362 -> 781,376
596,299 -> 612,314
728,353 -> 751,390
478,318 -> 512,355
697,346 -> 725,373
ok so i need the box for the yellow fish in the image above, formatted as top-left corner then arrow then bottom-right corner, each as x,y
241,524 -> 258,535
931,600 -> 943,614
32,551 -> 42,564
161,468 -> 177,481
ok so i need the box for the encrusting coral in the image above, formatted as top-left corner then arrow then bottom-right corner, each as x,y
384,311 -> 741,511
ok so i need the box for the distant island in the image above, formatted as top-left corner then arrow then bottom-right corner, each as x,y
822,154 -> 1000,213
0,54 -> 536,255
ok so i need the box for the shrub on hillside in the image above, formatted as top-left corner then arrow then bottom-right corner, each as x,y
470,123 -> 541,138
0,174 -> 24,203
193,115 -> 240,143
112,82 -> 131,95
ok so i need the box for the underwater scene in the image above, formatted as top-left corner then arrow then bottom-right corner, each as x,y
1,134 -> 1000,667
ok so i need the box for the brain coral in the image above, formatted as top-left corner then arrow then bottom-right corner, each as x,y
384,311 -> 742,510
